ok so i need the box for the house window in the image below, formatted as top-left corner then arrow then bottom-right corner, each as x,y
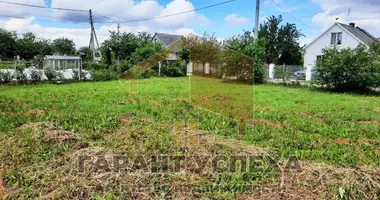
316,55 -> 323,64
331,32 -> 342,45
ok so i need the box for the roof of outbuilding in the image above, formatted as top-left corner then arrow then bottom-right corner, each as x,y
44,55 -> 81,60
338,22 -> 378,46
153,33 -> 182,46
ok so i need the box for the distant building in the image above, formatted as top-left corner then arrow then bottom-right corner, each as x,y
152,33 -> 183,61
304,22 -> 378,80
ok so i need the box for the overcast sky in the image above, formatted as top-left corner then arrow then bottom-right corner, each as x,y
0,0 -> 379,48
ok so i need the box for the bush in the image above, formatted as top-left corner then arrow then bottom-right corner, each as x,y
92,69 -> 118,81
161,61 -> 186,77
254,62 -> 266,84
44,68 -> 58,81
0,70 -> 14,84
316,44 -> 380,91
16,69 -> 27,83
222,36 -> 266,84
115,61 -> 133,74
273,65 -> 289,79
56,71 -> 64,80
72,69 -> 80,81
140,69 -> 158,79
83,62 -> 108,70
81,70 -> 88,81
30,70 -> 42,83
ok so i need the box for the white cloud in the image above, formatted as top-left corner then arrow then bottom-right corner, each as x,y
312,0 -> 380,37
0,17 -> 196,48
154,0 -> 209,28
0,0 -> 205,48
225,14 -> 249,25
298,37 -> 315,47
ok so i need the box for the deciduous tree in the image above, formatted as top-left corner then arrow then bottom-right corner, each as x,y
52,37 -> 76,55
0,28 -> 17,59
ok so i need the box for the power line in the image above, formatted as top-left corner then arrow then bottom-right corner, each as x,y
269,0 -> 319,32
0,0 -> 87,12
92,12 -> 117,23
97,0 -> 238,24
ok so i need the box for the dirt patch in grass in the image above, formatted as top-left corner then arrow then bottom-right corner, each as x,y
172,124 -> 269,156
293,161 -> 380,199
20,122 -> 78,142
374,108 -> 380,113
295,101 -> 312,106
0,168 -> 3,198
237,160 -> 380,200
358,120 -> 380,126
246,119 -> 286,129
116,98 -> 140,105
335,137 -> 350,145
359,138 -> 380,146
24,108 -> 47,116
175,98 -> 190,102
254,105 -> 275,111
200,94 -> 230,102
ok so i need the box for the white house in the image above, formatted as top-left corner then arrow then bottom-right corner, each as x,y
152,33 -> 183,61
304,22 -> 378,80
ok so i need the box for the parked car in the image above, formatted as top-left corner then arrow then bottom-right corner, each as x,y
292,69 -> 320,80
293,70 -> 306,80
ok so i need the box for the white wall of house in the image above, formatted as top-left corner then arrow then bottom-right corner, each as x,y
304,24 -> 363,69
166,52 -> 178,61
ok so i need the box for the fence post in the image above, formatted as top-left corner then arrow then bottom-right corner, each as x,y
282,63 -> 286,81
269,63 -> 275,79
187,62 -> 193,76
159,61 -> 161,77
306,64 -> 312,81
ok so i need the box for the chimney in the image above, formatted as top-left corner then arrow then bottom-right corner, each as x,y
349,22 -> 355,27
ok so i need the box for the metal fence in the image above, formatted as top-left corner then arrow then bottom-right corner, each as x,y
271,64 -> 304,80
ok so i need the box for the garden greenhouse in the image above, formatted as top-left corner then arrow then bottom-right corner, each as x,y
43,55 -> 82,70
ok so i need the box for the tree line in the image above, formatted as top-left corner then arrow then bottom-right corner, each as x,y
0,29 -> 76,60
0,15 -> 306,84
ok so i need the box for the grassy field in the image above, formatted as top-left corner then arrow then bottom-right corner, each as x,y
0,77 -> 379,199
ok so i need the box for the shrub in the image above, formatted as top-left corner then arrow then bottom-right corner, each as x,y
44,68 -> 58,81
83,62 -> 108,70
15,69 -> 27,83
161,61 -> 186,77
92,69 -> 118,81
71,69 -> 88,81
81,70 -> 88,81
115,61 -> 134,74
72,69 -> 80,81
273,65 -> 289,80
316,44 -> 380,91
56,71 -> 64,81
221,37 -> 266,84
30,70 -> 42,83
0,70 -> 14,84
254,62 -> 266,84
140,69 -> 157,79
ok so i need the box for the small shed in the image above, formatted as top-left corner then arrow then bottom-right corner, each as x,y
43,55 -> 82,70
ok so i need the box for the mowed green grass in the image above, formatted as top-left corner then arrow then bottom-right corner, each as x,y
0,76 -> 379,167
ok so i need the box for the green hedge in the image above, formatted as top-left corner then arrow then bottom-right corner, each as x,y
91,69 -> 119,81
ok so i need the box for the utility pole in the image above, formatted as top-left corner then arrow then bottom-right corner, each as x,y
254,0 -> 260,40
117,23 -> 120,39
89,9 -> 102,61
117,23 -> 120,63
